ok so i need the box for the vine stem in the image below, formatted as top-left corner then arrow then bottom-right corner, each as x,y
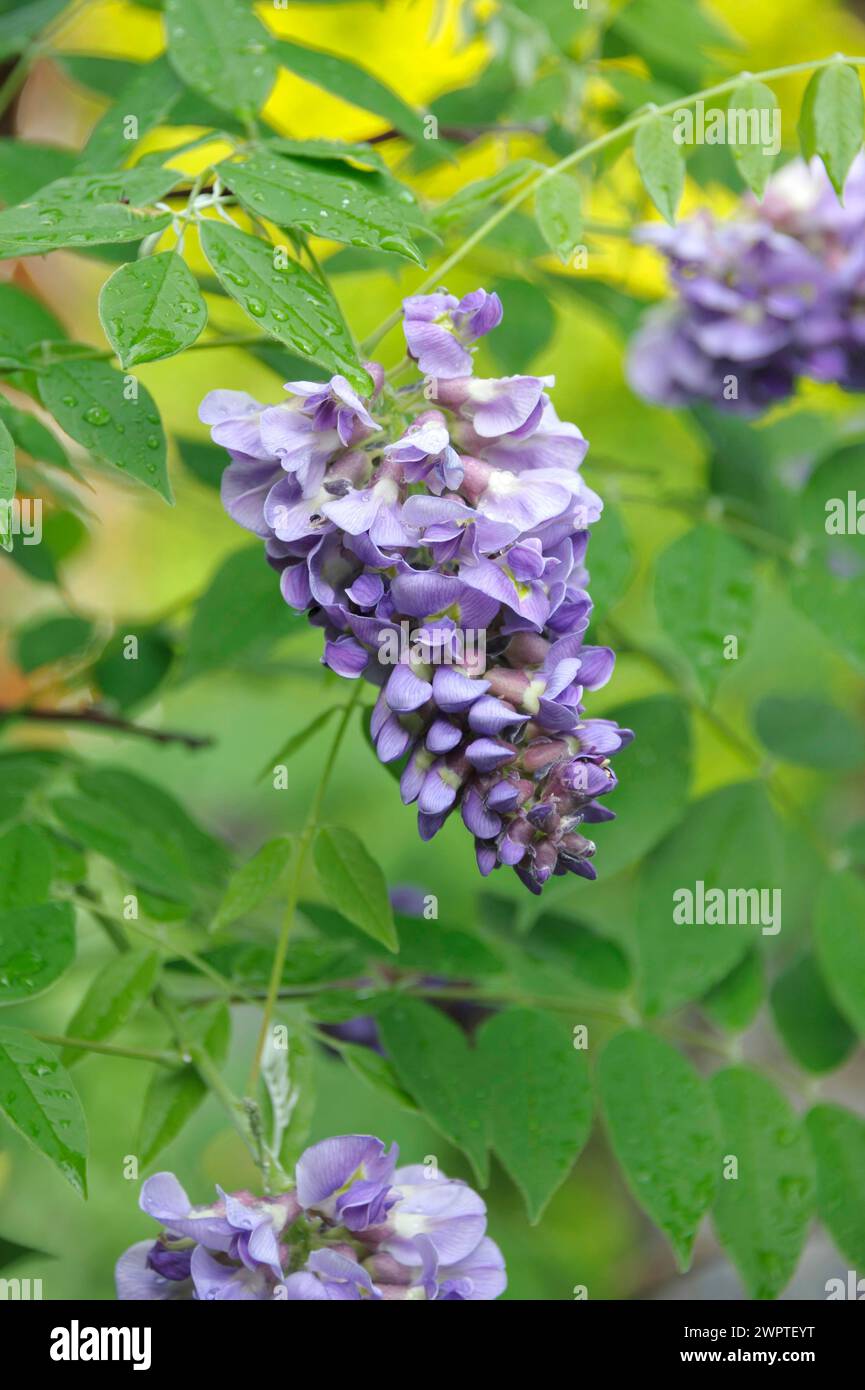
246,682 -> 363,1093
361,53 -> 865,353
31,1032 -> 180,1065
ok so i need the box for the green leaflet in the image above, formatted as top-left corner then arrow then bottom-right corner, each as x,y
199,220 -> 370,393
634,115 -> 685,223
600,1029 -> 719,1269
38,360 -> 172,504
138,1002 -> 230,1167
276,39 -> 427,144
806,1104 -> 865,1269
0,1027 -> 87,1196
0,902 -> 76,1004
0,168 -> 178,259
99,252 -> 207,368
164,0 -> 277,117
219,151 -> 426,264
799,62 -> 865,197
654,524 -> 756,699
711,1068 -> 815,1299
61,950 -> 160,1067
636,782 -> 781,1015
377,997 -> 488,1183
478,1008 -> 593,1222
313,827 -> 398,952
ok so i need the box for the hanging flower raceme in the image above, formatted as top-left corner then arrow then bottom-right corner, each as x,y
201,289 -> 631,892
116,1135 -> 506,1301
627,153 -> 865,414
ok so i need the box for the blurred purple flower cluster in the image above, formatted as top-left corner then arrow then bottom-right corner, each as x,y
116,1135 -> 505,1301
628,154 -> 865,414
201,288 -> 631,892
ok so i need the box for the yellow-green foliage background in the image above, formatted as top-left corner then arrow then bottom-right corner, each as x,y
1,0 -> 864,1299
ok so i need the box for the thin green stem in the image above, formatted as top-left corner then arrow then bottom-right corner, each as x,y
362,53 -> 865,353
246,683 -> 363,1093
32,1032 -> 179,1065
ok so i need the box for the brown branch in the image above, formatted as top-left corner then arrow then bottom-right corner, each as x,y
367,120 -> 548,146
0,705 -> 214,749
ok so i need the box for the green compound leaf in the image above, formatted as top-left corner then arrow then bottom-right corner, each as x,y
99,251 -> 207,368
200,219 -> 370,393
477,1008 -> 593,1222
711,1067 -> 815,1299
0,1026 -> 87,1196
600,1029 -> 719,1270
38,360 -> 171,504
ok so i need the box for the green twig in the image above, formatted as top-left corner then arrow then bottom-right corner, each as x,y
246,682 -> 362,1093
361,53 -> 865,353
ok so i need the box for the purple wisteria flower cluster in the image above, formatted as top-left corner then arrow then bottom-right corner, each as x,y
202,287 -> 632,892
628,154 -> 865,414
116,1135 -> 505,1300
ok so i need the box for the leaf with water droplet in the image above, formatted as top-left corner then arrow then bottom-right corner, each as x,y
806,1103 -> 865,1269
600,1029 -> 720,1270
711,1067 -> 815,1298
61,949 -> 161,1067
0,824 -> 53,911
0,167 -> 179,260
0,1025 -> 87,1196
38,359 -> 172,503
377,996 -> 488,1184
99,251 -> 207,368
138,1001 -> 229,1167
76,55 -> 183,173
218,151 -> 426,265
199,220 -> 370,393
165,0 -> 277,117
0,901 -> 75,1003
477,1008 -> 592,1223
